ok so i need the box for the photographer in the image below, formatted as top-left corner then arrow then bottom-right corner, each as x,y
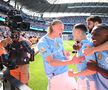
0,37 -> 12,90
5,29 -> 34,85
0,37 -> 12,68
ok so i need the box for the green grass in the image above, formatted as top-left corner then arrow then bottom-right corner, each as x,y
29,54 -> 48,90
29,40 -> 76,90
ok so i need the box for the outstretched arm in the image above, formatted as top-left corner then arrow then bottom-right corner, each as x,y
46,55 -> 75,66
87,60 -> 108,78
49,58 -> 108,77
68,68 -> 96,77
68,60 -> 97,77
97,67 -> 108,78
84,41 -> 108,56
71,55 -> 85,64
94,41 -> 108,52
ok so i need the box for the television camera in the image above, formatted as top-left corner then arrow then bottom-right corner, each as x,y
0,9 -> 33,69
0,10 -> 33,90
5,10 -> 30,31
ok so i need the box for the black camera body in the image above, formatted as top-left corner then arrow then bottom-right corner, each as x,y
0,10 -> 33,70
5,40 -> 35,65
0,54 -> 17,70
5,10 -> 30,31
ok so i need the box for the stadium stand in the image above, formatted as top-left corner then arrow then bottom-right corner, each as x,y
0,0 -> 108,40
1,0 -> 108,90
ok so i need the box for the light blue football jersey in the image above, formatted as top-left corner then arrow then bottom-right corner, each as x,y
37,34 -> 68,78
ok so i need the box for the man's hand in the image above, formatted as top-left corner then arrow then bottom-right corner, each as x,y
63,51 -> 71,59
68,70 -> 76,77
83,45 -> 95,56
71,55 -> 85,64
87,60 -> 98,71
87,60 -> 108,78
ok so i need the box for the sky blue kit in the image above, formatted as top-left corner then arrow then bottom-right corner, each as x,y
77,39 -> 95,79
37,35 -> 68,78
94,51 -> 108,90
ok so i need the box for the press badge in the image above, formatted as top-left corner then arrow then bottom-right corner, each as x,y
97,53 -> 102,60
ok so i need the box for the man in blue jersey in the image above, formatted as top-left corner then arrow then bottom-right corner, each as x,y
86,16 -> 102,41
84,16 -> 108,56
86,16 -> 102,33
37,20 -> 85,90
68,23 -> 97,90
69,24 -> 108,90
86,24 -> 108,90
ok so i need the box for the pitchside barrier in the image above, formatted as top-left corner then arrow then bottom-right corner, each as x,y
0,70 -> 32,90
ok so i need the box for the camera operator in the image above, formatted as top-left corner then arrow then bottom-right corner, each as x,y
5,29 -> 34,85
0,37 -> 12,68
0,37 -> 13,90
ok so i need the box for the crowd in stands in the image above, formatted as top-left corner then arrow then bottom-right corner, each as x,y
1,0 -> 108,33
22,15 -> 108,32
1,1 -> 108,90
0,25 -> 42,46
0,0 -> 108,40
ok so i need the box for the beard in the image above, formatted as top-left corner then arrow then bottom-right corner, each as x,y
88,29 -> 92,33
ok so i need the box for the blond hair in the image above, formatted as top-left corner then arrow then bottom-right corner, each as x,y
47,19 -> 63,34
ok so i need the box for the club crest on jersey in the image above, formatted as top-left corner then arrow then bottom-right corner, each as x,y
40,47 -> 46,53
97,53 -> 102,60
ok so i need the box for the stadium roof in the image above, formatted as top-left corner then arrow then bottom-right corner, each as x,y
47,0 -> 108,4
4,0 -> 108,16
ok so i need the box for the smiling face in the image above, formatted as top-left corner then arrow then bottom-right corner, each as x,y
72,28 -> 83,42
73,28 -> 87,44
52,23 -> 64,37
48,20 -> 64,38
91,25 -> 108,47
86,16 -> 102,33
